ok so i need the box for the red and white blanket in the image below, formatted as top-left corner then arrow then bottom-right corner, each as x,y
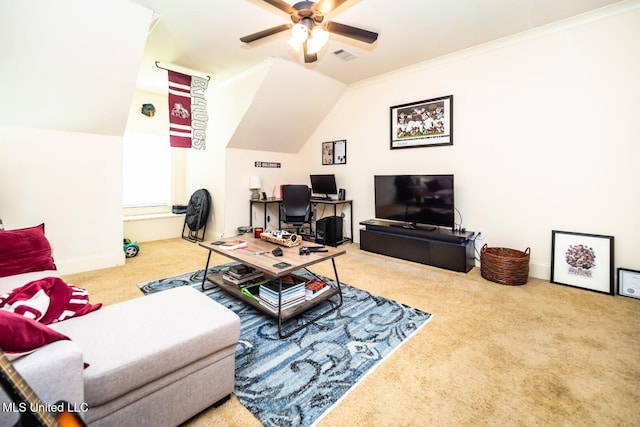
0,277 -> 101,324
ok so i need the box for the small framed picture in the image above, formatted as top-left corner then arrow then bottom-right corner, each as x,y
390,95 -> 453,149
618,268 -> 640,299
322,140 -> 346,165
550,230 -> 614,295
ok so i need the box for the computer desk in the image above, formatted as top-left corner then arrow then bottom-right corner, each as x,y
249,198 -> 281,230
249,198 -> 353,244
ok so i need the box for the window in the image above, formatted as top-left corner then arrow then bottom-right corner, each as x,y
123,133 -> 171,212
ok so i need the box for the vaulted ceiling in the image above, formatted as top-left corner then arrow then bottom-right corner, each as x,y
0,0 -> 627,139
131,0 -> 624,91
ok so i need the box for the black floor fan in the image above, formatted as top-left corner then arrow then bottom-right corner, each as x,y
182,189 -> 211,242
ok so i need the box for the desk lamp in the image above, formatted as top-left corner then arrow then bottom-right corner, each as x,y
249,176 -> 261,200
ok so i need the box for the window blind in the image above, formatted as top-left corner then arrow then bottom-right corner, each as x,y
123,133 -> 171,208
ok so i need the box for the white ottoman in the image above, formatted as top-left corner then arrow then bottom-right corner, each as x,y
52,286 -> 240,427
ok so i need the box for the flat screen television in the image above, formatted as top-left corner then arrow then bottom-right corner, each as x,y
310,174 -> 338,198
374,174 -> 454,229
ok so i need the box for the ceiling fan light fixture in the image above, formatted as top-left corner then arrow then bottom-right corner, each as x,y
307,28 -> 329,54
288,23 -> 309,51
241,0 -> 379,63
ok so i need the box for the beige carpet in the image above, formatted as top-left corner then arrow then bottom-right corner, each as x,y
63,238 -> 639,426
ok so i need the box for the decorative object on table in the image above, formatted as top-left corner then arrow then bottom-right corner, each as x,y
260,229 -> 301,247
550,230 -> 614,295
138,264 -> 431,427
322,139 -> 346,165
480,244 -> 530,286
216,239 -> 248,251
390,95 -> 453,149
249,176 -> 261,200
618,268 -> 640,299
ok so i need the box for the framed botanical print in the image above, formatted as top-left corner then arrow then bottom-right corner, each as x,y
550,230 -> 614,295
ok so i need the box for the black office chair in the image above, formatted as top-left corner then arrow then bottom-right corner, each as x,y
281,185 -> 312,236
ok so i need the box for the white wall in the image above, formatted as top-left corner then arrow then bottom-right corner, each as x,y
298,5 -> 640,279
224,148 -> 302,237
2,2 -> 636,279
121,89 -> 189,242
185,63 -> 317,240
0,125 -> 124,274
0,0 -> 152,135
0,0 -> 154,274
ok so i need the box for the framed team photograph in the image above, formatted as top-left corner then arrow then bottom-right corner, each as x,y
550,230 -> 614,295
390,95 -> 453,149
618,268 -> 640,299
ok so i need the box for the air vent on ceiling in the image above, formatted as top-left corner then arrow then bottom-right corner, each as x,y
333,49 -> 357,61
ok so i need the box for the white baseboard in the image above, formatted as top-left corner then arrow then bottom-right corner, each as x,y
124,214 -> 186,242
56,251 -> 124,275
474,259 -> 550,281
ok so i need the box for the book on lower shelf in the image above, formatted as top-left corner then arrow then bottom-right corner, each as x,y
305,278 -> 330,300
259,295 -> 306,313
258,275 -> 306,312
240,280 -> 269,301
222,271 -> 264,285
259,276 -> 305,295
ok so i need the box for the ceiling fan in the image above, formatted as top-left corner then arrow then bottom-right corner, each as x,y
240,0 -> 378,63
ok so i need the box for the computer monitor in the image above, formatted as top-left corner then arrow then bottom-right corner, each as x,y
310,174 -> 338,199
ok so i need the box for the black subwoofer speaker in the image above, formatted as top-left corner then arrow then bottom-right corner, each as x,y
316,216 -> 343,246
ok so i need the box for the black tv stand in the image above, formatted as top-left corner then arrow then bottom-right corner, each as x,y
389,222 -> 437,232
359,219 -> 474,273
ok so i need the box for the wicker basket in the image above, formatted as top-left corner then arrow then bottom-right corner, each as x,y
480,244 -> 530,286
260,230 -> 302,247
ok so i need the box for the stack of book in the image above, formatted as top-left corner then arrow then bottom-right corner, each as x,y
223,264 -> 264,285
259,276 -> 306,313
305,278 -> 330,300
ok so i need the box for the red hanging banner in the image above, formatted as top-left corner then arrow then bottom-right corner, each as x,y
168,71 -> 193,148
167,70 -> 209,149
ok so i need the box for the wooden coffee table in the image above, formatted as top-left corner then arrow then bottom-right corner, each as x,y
199,237 -> 346,338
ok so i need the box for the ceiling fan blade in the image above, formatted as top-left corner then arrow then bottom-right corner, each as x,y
303,42 -> 318,63
313,0 -> 349,14
240,23 -> 292,43
326,21 -> 378,44
262,0 -> 295,14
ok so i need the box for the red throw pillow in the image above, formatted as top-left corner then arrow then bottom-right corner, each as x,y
0,310 -> 69,357
0,224 -> 56,278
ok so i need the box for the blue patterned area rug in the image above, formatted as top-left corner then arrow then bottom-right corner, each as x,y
139,264 -> 432,427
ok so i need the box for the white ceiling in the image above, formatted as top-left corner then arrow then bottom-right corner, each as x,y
131,0 -> 624,90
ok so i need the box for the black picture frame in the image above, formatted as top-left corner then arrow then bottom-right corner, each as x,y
390,95 -> 453,149
550,230 -> 614,295
322,140 -> 346,165
618,268 -> 640,299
